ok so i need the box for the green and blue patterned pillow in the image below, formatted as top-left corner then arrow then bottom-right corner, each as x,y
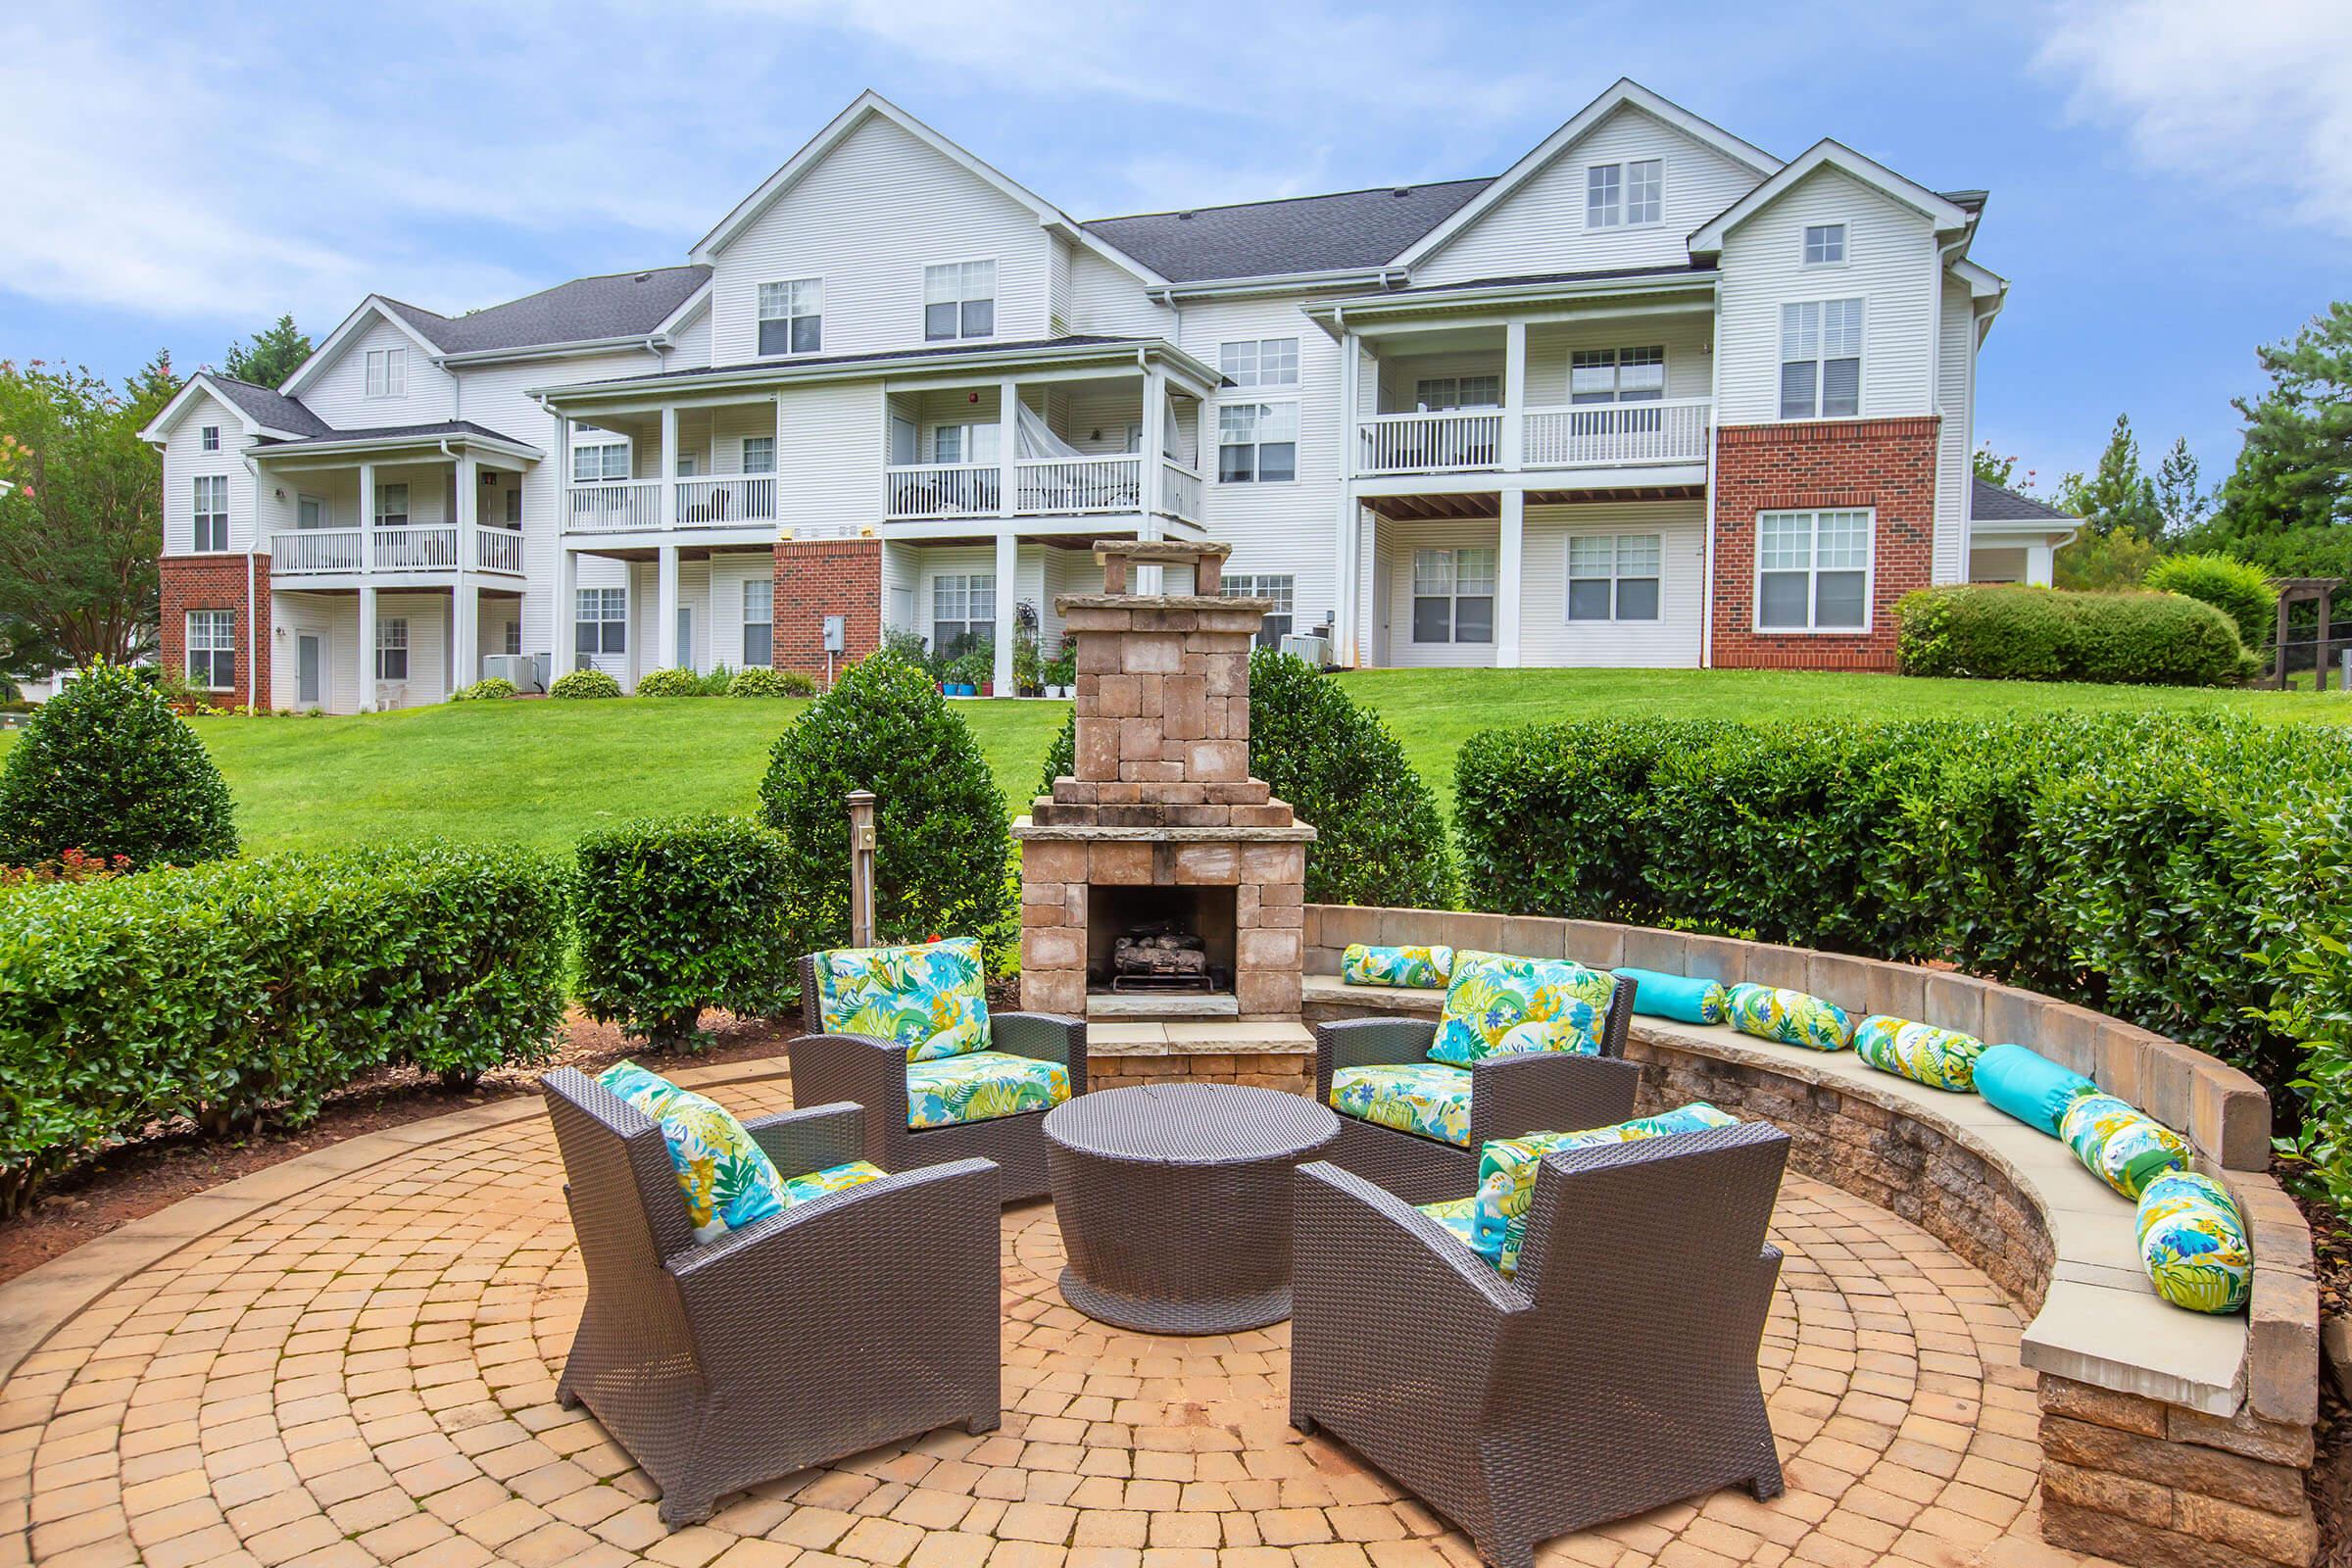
1329,1062 -> 1474,1147
1342,943 -> 1454,989
2135,1171 -> 2252,1314
1852,1015 -> 1989,1093
1469,1103 -> 1740,1275
780,1158 -> 888,1207
596,1060 -> 789,1244
2061,1092 -> 2190,1200
1429,950 -> 1614,1066
1725,984 -> 1854,1052
906,1051 -> 1070,1130
815,936 -> 991,1061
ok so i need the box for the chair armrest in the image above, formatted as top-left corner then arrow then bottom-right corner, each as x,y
786,1032 -> 909,1123
989,1012 -> 1089,1096
1468,1052 -> 1641,1145
1312,1018 -> 1437,1100
1293,1160 -> 1528,1321
741,1101 -> 866,1178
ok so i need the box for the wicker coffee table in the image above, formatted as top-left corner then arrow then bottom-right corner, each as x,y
1043,1083 -> 1342,1335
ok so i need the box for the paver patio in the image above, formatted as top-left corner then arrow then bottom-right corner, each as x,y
0,1061 -> 2108,1568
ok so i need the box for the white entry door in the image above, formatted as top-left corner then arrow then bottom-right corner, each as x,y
676,607 -> 693,670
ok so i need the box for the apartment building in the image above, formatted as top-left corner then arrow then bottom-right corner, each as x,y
141,80 -> 2074,711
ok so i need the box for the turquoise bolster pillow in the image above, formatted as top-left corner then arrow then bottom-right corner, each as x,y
1975,1043 -> 2098,1137
1610,967 -> 1728,1026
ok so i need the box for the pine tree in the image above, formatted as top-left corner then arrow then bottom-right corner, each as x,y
2055,415 -> 2163,539
2155,437 -> 2205,538
221,315 -> 313,389
2214,301 -> 2352,539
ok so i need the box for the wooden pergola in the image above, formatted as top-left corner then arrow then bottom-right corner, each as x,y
2271,577 -> 2343,689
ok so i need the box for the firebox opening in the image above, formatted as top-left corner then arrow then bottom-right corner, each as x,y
1086,885 -> 1238,995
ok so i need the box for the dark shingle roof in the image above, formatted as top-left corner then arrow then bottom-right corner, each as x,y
1376,262 -> 1714,298
1083,179 -> 1494,283
380,266 -> 710,356
206,374 -> 334,437
256,420 -> 526,450
1971,477 -> 2077,523
560,334 -> 1156,388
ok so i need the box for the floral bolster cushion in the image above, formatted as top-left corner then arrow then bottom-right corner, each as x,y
781,1158 -> 888,1207
2135,1171 -> 2252,1314
1428,950 -> 1615,1065
815,936 -> 991,1062
1342,943 -> 1454,989
1724,983 -> 1854,1052
596,1060 -> 788,1244
1329,1062 -> 1473,1147
1608,967 -> 1729,1026
1974,1043 -> 2098,1137
906,1050 -> 1069,1130
1470,1102 -> 1740,1275
1852,1015 -> 1989,1093
2061,1092 -> 2190,1200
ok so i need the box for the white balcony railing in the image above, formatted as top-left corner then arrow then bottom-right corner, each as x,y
271,529 -> 365,574
566,478 -> 662,532
476,526 -> 525,574
272,525 -> 520,576
677,475 -> 776,525
1160,462 -> 1203,522
372,525 -> 458,570
1017,455 -> 1140,514
887,464 -> 1001,519
1522,398 -> 1713,468
1357,409 -> 1504,475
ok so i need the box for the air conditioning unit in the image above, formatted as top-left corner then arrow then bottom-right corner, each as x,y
481,654 -> 543,693
1279,632 -> 1333,668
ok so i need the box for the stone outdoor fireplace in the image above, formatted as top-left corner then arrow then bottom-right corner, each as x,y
1014,541 -> 1315,1025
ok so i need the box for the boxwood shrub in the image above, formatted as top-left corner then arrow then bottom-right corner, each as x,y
0,843 -> 569,1215
0,661 -> 237,869
1893,585 -> 2255,685
575,815 -> 797,1050
550,668 -> 622,699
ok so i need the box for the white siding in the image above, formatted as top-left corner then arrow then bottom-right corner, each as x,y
777,381 -> 883,536
1067,247 -> 1176,338
709,551 -> 772,670
1935,270 -> 1974,583
663,299 -> 712,370
1524,314 -> 1713,404
299,315 -> 457,429
1418,107 -> 1763,285
706,115 -> 1053,364
270,589 -> 450,712
1519,501 -> 1706,667
1715,167 -> 1939,424
159,388 -> 260,555
1379,518 -> 1499,669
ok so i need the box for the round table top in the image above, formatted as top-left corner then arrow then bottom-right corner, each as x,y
1043,1083 -> 1340,1166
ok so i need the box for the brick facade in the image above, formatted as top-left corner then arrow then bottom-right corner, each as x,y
159,555 -> 270,710
771,536 -> 881,678
1709,416 -> 1941,672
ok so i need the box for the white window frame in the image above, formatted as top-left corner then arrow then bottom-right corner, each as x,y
503,482 -> 522,526
1567,347 -> 1666,406
191,474 -> 229,553
1586,159 -> 1662,229
1412,375 -> 1501,411
742,577 -> 774,666
1410,547 -> 1496,645
373,482 -> 410,529
365,347 -> 405,399
757,276 -> 824,357
1754,509 -> 1875,634
571,437 -> 631,483
1802,223 -> 1848,268
504,618 -> 522,657
1220,572 -> 1297,649
1566,533 -> 1662,623
576,587 -> 627,657
200,424 -> 220,452
1218,337 -> 1299,390
374,617 -> 410,682
185,610 -> 234,690
1780,298 -> 1866,420
741,436 -> 775,475
922,258 -> 997,343
1216,401 -> 1299,484
930,572 -> 996,659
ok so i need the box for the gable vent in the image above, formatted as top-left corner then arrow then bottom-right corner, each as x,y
632,271 -> 653,282
1393,187 -> 1413,197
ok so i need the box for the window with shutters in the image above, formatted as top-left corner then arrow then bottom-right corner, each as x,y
1780,299 -> 1864,419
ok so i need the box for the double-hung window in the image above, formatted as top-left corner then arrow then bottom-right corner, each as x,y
1411,548 -> 1495,644
742,578 -> 774,666
575,587 -> 626,657
1413,375 -> 1501,411
923,260 -> 995,341
375,617 -> 410,682
931,423 -> 1001,466
758,278 -> 823,356
1220,573 -> 1297,649
1567,534 -> 1661,622
192,475 -> 229,552
1568,347 -> 1665,404
1217,403 -> 1298,483
741,436 -> 775,474
200,425 -> 220,451
374,482 -> 409,529
185,611 -> 234,690
1803,223 -> 1847,266
365,348 -> 405,398
1780,299 -> 1864,419
932,573 -> 995,659
1218,338 -> 1298,389
571,439 -> 630,482
1587,159 -> 1662,227
1757,510 -> 1871,631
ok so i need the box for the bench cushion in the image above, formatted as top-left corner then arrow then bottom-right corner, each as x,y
814,936 -> 992,1062
596,1060 -> 788,1244
1343,943 -> 1454,989
906,1050 -> 1070,1129
1330,1062 -> 1474,1147
1853,1015 -> 1989,1093
1414,1195 -> 1484,1253
2136,1171 -> 2253,1314
1429,950 -> 1613,1065
1726,983 -> 1855,1052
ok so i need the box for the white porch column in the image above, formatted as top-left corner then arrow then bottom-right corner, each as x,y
659,406 -> 679,532
1501,319 -> 1528,471
991,528 -> 1019,693
2027,542 -> 2055,587
997,379 -> 1020,518
1335,332 -> 1361,662
453,453 -> 478,688
1141,365 -> 1166,524
358,462 -> 376,572
1496,488 -> 1525,668
357,585 -> 378,713
656,544 -> 680,669
556,546 -> 578,675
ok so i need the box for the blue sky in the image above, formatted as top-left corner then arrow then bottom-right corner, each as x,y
3,0 -> 2345,490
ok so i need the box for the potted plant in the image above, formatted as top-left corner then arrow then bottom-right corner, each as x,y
1012,602 -> 1043,697
1044,640 -> 1077,698
948,650 -> 991,696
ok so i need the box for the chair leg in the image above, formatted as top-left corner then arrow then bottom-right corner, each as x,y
966,1411 -> 1001,1436
1289,1408 -> 1316,1437
659,1490 -> 715,1529
1474,1533 -> 1533,1568
1746,1460 -> 1786,1501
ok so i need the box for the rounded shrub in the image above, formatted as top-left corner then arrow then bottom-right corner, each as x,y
760,649 -> 1010,957
0,662 -> 236,870
549,668 -> 622,700
1893,585 -> 2252,685
730,666 -> 815,698
2144,553 -> 2278,652
452,676 -> 516,703
2068,591 -> 2255,685
633,666 -> 705,698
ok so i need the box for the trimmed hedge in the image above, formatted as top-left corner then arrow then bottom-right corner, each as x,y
1453,712 -> 2352,1197
731,666 -> 815,698
574,816 -> 797,1050
453,676 -> 516,702
2144,552 -> 2278,652
0,843 -> 569,1215
0,662 -> 237,869
550,668 -> 622,699
1893,585 -> 2256,685
633,666 -> 704,697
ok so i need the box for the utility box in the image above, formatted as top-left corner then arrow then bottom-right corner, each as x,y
823,614 -> 846,654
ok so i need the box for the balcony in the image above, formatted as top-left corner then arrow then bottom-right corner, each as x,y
884,456 -> 1203,524
1355,399 -> 1712,478
564,476 -> 780,535
270,525 -> 526,578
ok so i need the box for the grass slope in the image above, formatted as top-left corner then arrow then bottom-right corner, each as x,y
7,669 -> 2340,856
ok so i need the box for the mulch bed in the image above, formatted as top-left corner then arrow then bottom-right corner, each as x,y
2296,1187 -> 2352,1566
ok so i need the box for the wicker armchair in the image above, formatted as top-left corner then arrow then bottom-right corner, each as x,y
1311,980 -> 1639,1204
541,1069 -> 1001,1527
789,953 -> 1087,1201
1290,1121 -> 1790,1568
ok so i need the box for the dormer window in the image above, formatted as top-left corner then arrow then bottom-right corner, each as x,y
1803,224 -> 1847,266
365,348 -> 405,399
1587,159 -> 1661,228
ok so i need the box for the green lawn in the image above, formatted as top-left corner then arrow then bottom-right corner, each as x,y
7,669 -> 2344,857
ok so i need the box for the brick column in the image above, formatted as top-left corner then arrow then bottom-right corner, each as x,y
771,537 -> 881,678
1709,416 -> 1940,672
159,554 -> 270,710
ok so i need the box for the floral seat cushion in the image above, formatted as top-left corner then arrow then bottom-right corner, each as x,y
1416,1195 -> 1482,1251
906,1050 -> 1069,1129
2136,1171 -> 2252,1314
1472,1103 -> 1741,1274
1343,944 -> 1454,989
596,1060 -> 789,1244
1428,950 -> 1614,1066
781,1158 -> 888,1206
1329,1062 -> 1474,1147
815,936 -> 991,1062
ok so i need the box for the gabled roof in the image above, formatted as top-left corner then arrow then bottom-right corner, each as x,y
279,297 -> 449,398
379,267 -> 710,357
1081,180 -> 1492,285
1971,478 -> 2079,524
1688,140 -> 1976,257
1392,79 -> 1784,271
136,372 -> 333,445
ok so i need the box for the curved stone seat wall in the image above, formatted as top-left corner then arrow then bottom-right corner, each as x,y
1301,905 -> 2322,1568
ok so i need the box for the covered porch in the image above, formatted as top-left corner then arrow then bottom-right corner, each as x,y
270,583 -> 525,712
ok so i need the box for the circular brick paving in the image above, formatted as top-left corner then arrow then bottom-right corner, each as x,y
0,1074 -> 2107,1568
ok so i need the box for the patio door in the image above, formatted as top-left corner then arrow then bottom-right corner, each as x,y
676,607 -> 693,671
297,496 -> 326,529
889,416 -> 918,466
297,634 -> 322,706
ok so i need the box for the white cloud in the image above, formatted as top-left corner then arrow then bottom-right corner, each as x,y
2037,0 -> 2352,235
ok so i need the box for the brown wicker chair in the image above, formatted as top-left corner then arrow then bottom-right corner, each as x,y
1311,980 -> 1639,1204
1290,1120 -> 1790,1568
541,1069 -> 1002,1527
789,952 -> 1086,1202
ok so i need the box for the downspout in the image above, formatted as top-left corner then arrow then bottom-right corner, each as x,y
241,447 -> 263,714
1700,286 -> 1719,668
